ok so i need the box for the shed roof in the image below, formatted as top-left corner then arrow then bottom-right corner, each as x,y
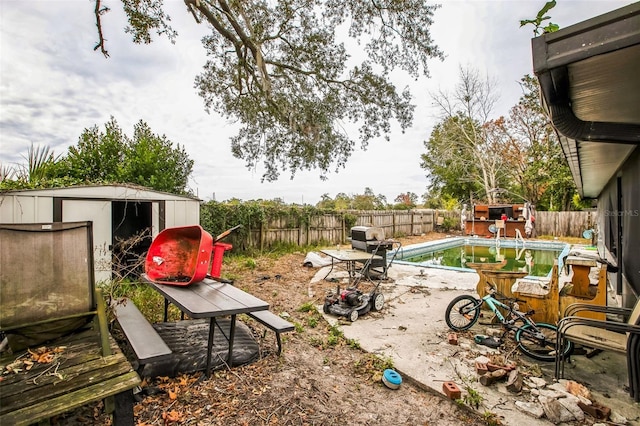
532,2 -> 640,198
1,184 -> 201,202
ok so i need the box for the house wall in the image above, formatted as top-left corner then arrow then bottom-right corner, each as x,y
598,147 -> 640,306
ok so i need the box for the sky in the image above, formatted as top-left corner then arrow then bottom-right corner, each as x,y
0,0 -> 635,205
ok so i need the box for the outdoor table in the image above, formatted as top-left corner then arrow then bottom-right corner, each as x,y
565,256 -> 598,297
320,249 -> 383,286
141,274 -> 269,376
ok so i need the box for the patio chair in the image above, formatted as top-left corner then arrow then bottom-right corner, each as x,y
555,298 -> 640,401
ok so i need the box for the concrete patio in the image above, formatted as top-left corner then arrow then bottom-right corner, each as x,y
311,254 -> 639,425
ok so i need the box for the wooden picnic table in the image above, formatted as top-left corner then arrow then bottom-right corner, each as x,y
141,274 -> 269,376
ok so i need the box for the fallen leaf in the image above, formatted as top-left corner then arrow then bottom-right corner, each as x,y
162,410 -> 182,423
168,386 -> 178,400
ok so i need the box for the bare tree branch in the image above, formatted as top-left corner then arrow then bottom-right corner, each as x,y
93,0 -> 110,57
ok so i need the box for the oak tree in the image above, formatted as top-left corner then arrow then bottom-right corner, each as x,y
95,0 -> 443,181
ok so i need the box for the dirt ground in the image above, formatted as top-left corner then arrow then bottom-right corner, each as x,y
59,232 -> 488,425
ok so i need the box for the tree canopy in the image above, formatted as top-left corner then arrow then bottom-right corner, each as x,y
423,66 -> 507,205
1,118 -> 194,195
95,0 -> 443,181
421,70 -> 577,210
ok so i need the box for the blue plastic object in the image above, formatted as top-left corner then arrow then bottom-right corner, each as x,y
382,369 -> 402,389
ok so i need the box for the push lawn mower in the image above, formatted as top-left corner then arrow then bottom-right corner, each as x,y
322,280 -> 384,322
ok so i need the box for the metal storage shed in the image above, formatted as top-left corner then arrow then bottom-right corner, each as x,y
0,184 -> 201,282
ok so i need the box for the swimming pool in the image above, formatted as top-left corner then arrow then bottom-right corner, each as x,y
391,237 -> 570,279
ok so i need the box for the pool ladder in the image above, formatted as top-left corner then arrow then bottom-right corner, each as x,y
514,228 -> 526,260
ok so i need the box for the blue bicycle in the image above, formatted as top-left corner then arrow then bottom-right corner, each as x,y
445,288 -> 573,362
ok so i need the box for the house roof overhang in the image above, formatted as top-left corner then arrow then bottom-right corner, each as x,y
531,2 -> 640,198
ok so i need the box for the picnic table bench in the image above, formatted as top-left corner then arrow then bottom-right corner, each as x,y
111,297 -> 172,370
0,222 -> 140,425
247,310 -> 295,355
110,275 -> 294,379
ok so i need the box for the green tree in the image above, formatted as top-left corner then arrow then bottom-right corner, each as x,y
121,120 -> 194,193
333,193 -> 352,210
316,193 -> 336,210
65,117 -> 126,182
424,66 -> 508,204
351,187 -> 387,210
0,118 -> 193,193
421,116 -> 485,204
0,144 -> 76,190
61,118 -> 193,194
314,189 -> 387,210
497,75 -> 576,210
94,0 -> 444,182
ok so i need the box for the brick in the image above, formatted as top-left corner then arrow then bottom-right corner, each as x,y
475,362 -> 488,376
487,362 -> 515,372
442,381 -> 461,399
447,333 -> 458,345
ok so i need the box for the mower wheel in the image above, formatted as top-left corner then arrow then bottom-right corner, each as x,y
323,302 -> 331,314
348,309 -> 359,322
371,293 -> 384,311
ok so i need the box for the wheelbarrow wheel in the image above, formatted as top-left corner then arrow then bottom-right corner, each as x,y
371,293 -> 384,311
348,309 -> 359,322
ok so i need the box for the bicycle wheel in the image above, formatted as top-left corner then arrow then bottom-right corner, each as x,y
515,322 -> 573,362
445,295 -> 481,331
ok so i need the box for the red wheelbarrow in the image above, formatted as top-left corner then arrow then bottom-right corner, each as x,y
144,224 -> 240,286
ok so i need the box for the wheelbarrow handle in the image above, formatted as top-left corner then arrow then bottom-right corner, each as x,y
214,224 -> 242,242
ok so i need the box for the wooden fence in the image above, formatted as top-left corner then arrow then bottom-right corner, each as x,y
232,209 -> 455,250
225,209 -> 596,250
534,210 -> 598,237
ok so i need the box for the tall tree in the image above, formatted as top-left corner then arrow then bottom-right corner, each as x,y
94,0 -> 444,181
65,117 -> 126,182
63,117 -> 194,194
421,116 -> 484,203
423,66 -> 507,204
121,120 -> 194,193
497,75 -> 576,209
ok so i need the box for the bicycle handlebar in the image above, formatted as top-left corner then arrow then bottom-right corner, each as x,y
485,289 -> 526,305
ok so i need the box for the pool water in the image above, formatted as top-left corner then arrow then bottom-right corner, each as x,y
393,238 -> 569,278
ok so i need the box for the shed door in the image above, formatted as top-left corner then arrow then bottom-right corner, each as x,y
61,200 -> 112,282
112,201 -> 152,279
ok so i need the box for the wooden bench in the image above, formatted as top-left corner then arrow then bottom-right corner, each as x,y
111,298 -> 172,370
0,222 -> 141,426
246,311 -> 294,355
513,261 -> 607,324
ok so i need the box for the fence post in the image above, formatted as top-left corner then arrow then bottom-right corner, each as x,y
392,211 -> 396,238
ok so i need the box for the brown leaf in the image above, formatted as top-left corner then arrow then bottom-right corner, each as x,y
162,410 -> 182,423
168,386 -> 178,400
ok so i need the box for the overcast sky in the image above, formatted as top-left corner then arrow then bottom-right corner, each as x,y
0,0 -> 634,204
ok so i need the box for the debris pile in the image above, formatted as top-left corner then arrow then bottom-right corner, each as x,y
443,332 -> 630,425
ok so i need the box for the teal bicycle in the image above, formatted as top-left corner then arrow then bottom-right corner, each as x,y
445,287 -> 573,362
